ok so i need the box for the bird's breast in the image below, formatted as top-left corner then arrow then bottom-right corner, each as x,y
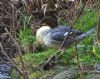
36,26 -> 51,44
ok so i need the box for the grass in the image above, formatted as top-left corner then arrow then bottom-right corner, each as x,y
75,9 -> 98,32
19,28 -> 35,44
23,49 -> 56,66
15,8 -> 100,79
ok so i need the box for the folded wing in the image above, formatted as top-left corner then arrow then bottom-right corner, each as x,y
50,26 -> 83,41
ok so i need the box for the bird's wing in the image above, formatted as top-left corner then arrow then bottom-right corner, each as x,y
50,26 -> 69,41
56,26 -> 83,36
51,31 -> 65,41
50,26 -> 83,41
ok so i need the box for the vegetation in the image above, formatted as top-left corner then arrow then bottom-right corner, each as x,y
20,9 -> 99,78
0,0 -> 100,79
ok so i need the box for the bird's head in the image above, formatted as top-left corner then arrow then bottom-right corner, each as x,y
36,16 -> 58,44
40,16 -> 58,28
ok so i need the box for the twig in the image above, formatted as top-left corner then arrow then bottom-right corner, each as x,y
0,42 -> 16,65
11,3 -> 16,39
42,1 -> 87,70
0,42 -> 23,76
59,2 -> 86,50
5,28 -> 29,79
75,41 -> 84,79
97,0 -> 100,39
83,70 -> 100,74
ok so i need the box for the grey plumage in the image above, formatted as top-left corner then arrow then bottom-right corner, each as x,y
43,26 -> 95,48
49,25 -> 83,41
76,28 -> 96,41
37,16 -> 96,48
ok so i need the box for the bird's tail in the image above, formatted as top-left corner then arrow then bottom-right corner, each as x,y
76,28 -> 96,41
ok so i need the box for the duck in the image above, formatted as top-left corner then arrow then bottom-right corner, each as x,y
36,16 -> 95,48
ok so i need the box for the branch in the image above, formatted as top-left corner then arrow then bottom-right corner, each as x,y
5,28 -> 29,79
42,1 -> 87,70
0,42 -> 23,76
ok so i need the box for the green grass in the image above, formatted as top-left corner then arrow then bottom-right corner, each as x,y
16,8 -> 100,79
18,16 -> 35,45
74,35 -> 100,65
23,49 -> 56,66
19,28 -> 35,44
75,9 -> 98,32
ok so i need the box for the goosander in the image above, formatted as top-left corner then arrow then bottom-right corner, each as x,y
36,17 -> 95,48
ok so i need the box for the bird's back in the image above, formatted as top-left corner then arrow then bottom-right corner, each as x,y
43,25 -> 83,48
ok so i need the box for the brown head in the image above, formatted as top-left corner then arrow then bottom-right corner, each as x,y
40,16 -> 58,28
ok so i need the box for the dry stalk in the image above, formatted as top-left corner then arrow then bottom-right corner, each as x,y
5,28 -> 29,79
97,0 -> 100,39
0,42 -> 23,76
0,43 -> 16,65
59,1 -> 86,50
42,1 -> 87,70
11,3 -> 17,39
75,41 -> 84,79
